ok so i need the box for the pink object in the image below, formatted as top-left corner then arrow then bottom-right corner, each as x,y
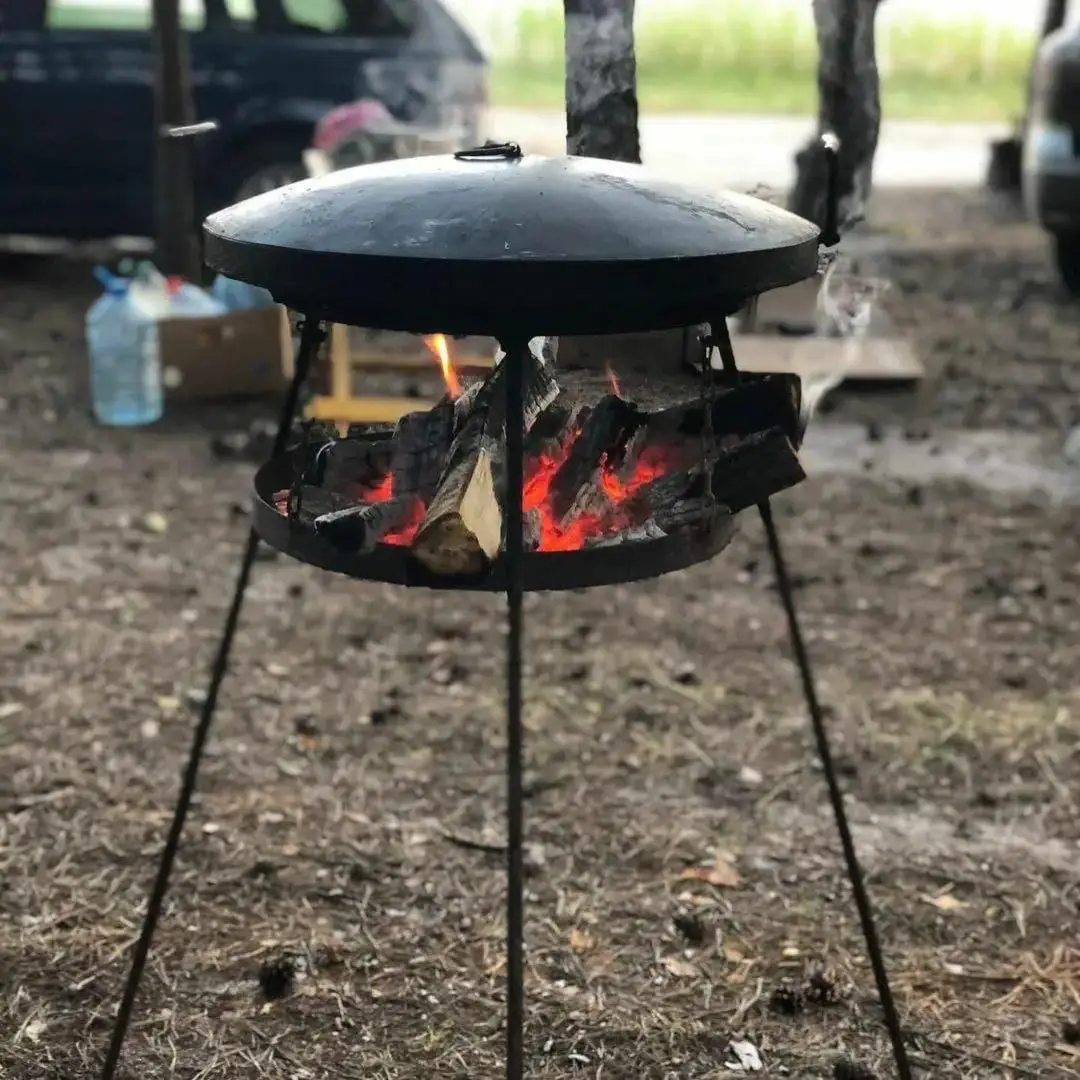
312,99 -> 394,152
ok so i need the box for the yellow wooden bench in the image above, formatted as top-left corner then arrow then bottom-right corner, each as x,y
303,324 -> 496,426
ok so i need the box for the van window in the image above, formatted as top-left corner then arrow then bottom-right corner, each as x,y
47,0 -> 206,31
246,0 -> 415,35
1,0 -> 47,30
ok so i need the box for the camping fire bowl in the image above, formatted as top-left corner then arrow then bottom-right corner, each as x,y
203,142 -> 822,592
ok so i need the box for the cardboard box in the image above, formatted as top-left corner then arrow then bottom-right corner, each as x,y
159,305 -> 293,401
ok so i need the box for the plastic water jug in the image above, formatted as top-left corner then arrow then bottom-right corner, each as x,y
165,276 -> 227,317
85,266 -> 168,427
210,273 -> 276,312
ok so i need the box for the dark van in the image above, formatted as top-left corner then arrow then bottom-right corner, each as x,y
0,0 -> 487,240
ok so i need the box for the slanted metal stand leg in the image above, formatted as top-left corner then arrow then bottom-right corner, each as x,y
99,317 -> 325,1080
712,319 -> 913,1080
502,337 -> 527,1080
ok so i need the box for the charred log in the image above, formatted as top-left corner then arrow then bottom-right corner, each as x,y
318,438 -> 396,494
629,427 -> 804,518
548,394 -> 644,520
314,495 -> 420,552
586,519 -> 666,546
709,429 -> 806,512
391,401 -> 456,502
647,374 -> 803,446
410,346 -> 559,575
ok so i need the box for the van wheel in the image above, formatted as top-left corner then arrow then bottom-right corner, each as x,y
1054,233 -> 1080,298
223,134 -> 311,206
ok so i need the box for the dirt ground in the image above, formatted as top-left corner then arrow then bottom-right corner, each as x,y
2,187 -> 1080,1080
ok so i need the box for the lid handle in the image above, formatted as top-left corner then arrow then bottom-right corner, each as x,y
454,141 -> 523,162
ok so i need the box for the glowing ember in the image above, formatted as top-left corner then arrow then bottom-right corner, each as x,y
521,430 -> 670,552
354,472 -> 422,546
423,334 -> 463,399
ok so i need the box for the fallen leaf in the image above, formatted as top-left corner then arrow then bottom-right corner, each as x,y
725,1040 -> 762,1072
569,927 -> 594,952
156,695 -> 181,714
0,702 -> 25,721
722,939 -> 747,963
202,822 -> 222,835
266,662 -> 288,677
141,511 -> 168,534
663,956 -> 698,978
781,946 -> 801,959
678,854 -> 742,888
925,892 -> 966,911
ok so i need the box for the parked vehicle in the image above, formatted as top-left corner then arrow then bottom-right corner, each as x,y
1023,9 -> 1080,294
303,95 -> 472,176
0,0 -> 487,241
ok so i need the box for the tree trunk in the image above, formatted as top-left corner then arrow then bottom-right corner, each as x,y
564,0 -> 641,163
789,0 -> 883,236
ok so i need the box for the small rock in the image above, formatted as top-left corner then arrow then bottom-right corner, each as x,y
524,842 -> 547,877
672,662 -> 701,686
294,716 -> 319,738
738,765 -> 763,786
141,511 -> 168,535
368,703 -> 401,727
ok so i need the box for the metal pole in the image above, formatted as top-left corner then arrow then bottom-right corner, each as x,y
99,319 -> 324,1080
502,337 -> 527,1080
151,0 -> 201,281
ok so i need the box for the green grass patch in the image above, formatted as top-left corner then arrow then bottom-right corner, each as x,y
489,2 -> 1033,122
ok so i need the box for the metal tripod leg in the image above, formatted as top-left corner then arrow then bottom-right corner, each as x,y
709,315 -> 912,1080
502,337 -> 527,1080
99,317 -> 325,1080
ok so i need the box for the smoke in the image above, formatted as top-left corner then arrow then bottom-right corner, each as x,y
798,252 -> 891,432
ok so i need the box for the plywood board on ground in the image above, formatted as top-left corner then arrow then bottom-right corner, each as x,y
749,277 -> 820,331
729,334 -> 923,382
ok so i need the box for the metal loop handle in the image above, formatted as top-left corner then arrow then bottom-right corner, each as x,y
454,141 -> 523,162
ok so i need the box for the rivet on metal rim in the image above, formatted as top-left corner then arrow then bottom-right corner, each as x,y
454,141 -> 523,161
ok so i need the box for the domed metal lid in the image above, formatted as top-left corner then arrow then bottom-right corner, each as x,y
203,145 -> 820,335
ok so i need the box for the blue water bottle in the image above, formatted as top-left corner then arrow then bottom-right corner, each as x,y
85,266 -> 165,426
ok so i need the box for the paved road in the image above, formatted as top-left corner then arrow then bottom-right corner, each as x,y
488,108 -> 1008,191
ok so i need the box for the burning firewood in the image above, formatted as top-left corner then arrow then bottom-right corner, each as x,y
313,496 -> 421,551
547,394 -> 644,521
410,341 -> 559,575
313,401 -> 454,552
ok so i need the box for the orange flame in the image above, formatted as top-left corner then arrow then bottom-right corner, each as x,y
605,363 -> 621,398
423,334 -> 462,399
